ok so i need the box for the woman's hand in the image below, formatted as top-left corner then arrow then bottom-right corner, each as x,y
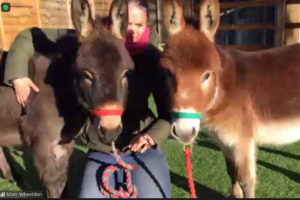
130,134 -> 155,153
12,77 -> 40,107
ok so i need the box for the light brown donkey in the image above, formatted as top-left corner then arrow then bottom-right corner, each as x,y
162,0 -> 300,198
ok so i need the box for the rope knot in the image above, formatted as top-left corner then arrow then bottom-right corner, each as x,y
100,142 -> 140,198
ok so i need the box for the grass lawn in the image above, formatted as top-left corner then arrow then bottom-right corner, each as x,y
166,135 -> 300,198
1,134 -> 299,198
0,95 -> 299,198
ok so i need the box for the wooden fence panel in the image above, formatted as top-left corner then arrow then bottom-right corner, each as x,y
1,1 -> 40,50
39,0 -> 70,28
0,13 -> 3,50
0,0 -> 113,50
94,0 -> 113,17
218,0 -> 300,50
286,3 -> 300,45
2,0 -> 297,51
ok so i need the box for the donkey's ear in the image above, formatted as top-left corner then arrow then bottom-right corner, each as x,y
109,0 -> 128,39
164,0 -> 186,36
71,0 -> 95,41
199,0 -> 220,42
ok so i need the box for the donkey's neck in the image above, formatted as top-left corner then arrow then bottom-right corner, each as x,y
205,47 -> 247,127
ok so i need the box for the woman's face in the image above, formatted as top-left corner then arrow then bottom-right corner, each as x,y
127,3 -> 147,43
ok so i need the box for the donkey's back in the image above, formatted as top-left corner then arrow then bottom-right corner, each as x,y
230,43 -> 300,145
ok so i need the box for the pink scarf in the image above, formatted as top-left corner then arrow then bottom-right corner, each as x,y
124,26 -> 150,56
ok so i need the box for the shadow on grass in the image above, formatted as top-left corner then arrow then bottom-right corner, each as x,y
259,147 -> 300,161
197,140 -> 220,152
193,131 -> 220,152
170,171 -> 225,198
196,139 -> 300,184
257,160 -> 300,184
197,136 -> 300,165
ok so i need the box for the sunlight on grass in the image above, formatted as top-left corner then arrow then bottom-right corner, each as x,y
0,96 -> 299,198
1,135 -> 299,198
163,134 -> 300,198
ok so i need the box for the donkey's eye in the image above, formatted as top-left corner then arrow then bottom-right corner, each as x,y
203,72 -> 211,82
121,76 -> 128,89
83,70 -> 94,80
120,69 -> 129,88
120,69 -> 129,78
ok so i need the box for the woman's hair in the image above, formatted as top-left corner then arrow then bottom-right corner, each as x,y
127,0 -> 149,17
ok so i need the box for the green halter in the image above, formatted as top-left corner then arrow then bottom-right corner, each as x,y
172,112 -> 204,119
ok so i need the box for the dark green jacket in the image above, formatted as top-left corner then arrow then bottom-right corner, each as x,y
4,27 -> 171,153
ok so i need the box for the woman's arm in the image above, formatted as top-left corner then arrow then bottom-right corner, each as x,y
145,71 -> 173,147
4,27 -> 70,106
4,28 -> 70,84
130,32 -> 172,152
131,67 -> 173,153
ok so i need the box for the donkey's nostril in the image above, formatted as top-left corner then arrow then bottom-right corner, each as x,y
99,124 -> 122,134
99,125 -> 106,135
171,125 -> 178,137
192,127 -> 197,137
116,124 -> 122,133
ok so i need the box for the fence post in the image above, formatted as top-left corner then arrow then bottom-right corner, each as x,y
276,0 -> 286,46
156,0 -> 163,45
0,11 -> 3,50
35,0 -> 42,27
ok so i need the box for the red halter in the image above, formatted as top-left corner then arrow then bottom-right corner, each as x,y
91,109 -> 123,117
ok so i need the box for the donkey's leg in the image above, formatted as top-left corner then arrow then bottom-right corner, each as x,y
32,139 -> 75,198
233,139 -> 257,198
225,158 -> 244,198
220,138 -> 257,198
0,147 -> 14,181
220,145 -> 244,198
0,126 -> 23,182
0,132 -> 22,182
20,111 -> 75,198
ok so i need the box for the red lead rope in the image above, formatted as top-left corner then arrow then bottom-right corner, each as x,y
185,147 -> 197,198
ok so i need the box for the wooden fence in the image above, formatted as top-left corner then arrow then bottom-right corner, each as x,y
0,0 -> 299,51
177,0 -> 300,51
0,0 -> 162,51
218,0 -> 300,50
0,0 -> 113,51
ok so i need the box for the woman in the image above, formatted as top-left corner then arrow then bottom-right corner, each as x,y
4,0 -> 172,198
